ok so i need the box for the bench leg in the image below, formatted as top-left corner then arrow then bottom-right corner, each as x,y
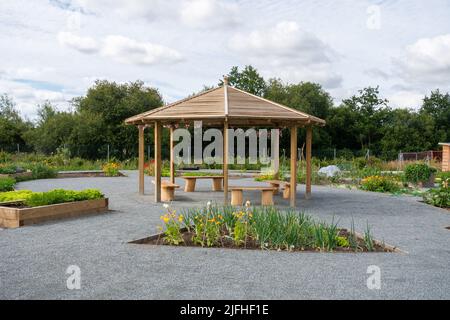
212,178 -> 223,191
184,179 -> 196,192
161,187 -> 175,202
231,190 -> 243,206
261,190 -> 274,206
283,186 -> 290,199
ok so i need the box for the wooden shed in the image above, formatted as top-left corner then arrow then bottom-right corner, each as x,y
439,143 -> 450,172
125,78 -> 326,207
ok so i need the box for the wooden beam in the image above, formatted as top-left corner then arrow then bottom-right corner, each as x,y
272,129 -> 280,179
290,126 -> 297,207
305,126 -> 312,199
154,121 -> 162,202
223,120 -> 229,205
169,126 -> 175,183
138,125 -> 145,195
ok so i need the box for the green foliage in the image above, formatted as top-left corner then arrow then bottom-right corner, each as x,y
0,177 -> 16,192
360,175 -> 400,193
0,190 -> 33,202
102,162 -> 121,177
159,208 -> 184,245
181,172 -> 218,177
181,205 -> 378,252
24,189 -> 103,207
364,223 -> 375,252
221,65 -> 266,96
0,164 -> 17,174
30,164 -> 57,180
423,179 -> 449,208
404,163 -> 436,184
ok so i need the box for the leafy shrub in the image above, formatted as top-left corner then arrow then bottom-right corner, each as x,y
24,189 -> 104,207
102,162 -> 120,177
404,163 -> 436,184
358,167 -> 381,179
437,171 -> 450,182
423,179 -> 449,208
30,164 -> 57,180
0,177 -> 16,192
0,164 -> 17,174
360,175 -> 400,193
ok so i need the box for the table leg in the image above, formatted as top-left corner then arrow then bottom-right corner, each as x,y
261,190 -> 274,206
161,187 -> 174,201
212,178 -> 223,191
184,179 -> 196,192
231,190 -> 243,206
283,186 -> 290,199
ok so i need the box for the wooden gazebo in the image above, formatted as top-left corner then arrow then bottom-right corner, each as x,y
125,78 -> 325,207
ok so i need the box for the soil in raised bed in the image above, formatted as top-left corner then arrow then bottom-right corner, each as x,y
130,228 -> 395,253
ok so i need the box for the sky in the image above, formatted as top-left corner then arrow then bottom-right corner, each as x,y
1,0 -> 450,119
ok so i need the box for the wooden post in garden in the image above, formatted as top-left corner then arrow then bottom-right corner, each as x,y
223,120 -> 229,204
305,126 -> 312,199
272,129 -> 280,179
169,126 -> 175,184
154,121 -> 162,202
290,126 -> 297,207
138,125 -> 145,195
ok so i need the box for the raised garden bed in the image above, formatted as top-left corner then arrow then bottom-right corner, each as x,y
57,170 -> 125,178
130,205 -> 400,253
0,198 -> 109,228
0,172 -> 33,180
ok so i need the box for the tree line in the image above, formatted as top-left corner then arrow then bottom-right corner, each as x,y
1,66 -> 449,160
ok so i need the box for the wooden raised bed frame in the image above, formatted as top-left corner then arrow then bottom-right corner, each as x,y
0,198 -> 109,229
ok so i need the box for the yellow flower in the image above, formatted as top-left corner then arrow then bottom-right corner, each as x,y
178,215 -> 184,222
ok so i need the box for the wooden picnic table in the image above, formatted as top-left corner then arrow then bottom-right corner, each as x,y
228,186 -> 278,206
182,175 -> 224,192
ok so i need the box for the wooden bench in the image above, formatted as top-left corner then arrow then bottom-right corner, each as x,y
182,176 -> 223,192
229,186 -> 277,206
265,180 -> 292,199
152,181 -> 180,201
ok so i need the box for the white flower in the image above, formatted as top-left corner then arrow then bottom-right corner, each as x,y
163,203 -> 169,209
245,200 -> 251,207
206,201 -> 212,207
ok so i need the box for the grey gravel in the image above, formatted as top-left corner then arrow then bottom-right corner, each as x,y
0,171 -> 449,299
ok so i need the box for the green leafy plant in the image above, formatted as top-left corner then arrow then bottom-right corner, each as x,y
102,162 -> 120,177
364,223 -> 375,252
423,179 -> 449,208
24,189 -> 103,207
0,164 -> 17,174
159,205 -> 184,245
404,163 -> 436,185
30,164 -> 57,180
0,190 -> 33,202
0,177 -> 16,192
360,175 -> 400,193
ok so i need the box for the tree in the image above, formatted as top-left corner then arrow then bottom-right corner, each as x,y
220,66 -> 266,96
26,102 -> 75,154
70,80 -> 164,159
0,94 -> 31,152
340,87 -> 390,152
420,89 -> 450,144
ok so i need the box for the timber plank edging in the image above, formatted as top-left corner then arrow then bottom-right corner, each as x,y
0,198 -> 109,229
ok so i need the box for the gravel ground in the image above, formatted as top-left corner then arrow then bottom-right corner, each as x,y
0,171 -> 449,299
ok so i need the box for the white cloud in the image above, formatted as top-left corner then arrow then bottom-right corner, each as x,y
230,21 -> 342,88
180,0 -> 239,28
388,90 -> 424,109
57,31 -> 99,54
57,32 -> 183,66
101,35 -> 183,65
396,34 -> 450,85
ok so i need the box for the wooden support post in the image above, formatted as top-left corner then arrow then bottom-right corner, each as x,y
169,126 -> 175,184
305,126 -> 312,199
272,129 -> 280,179
138,125 -> 145,195
290,126 -> 297,207
223,120 -> 229,204
154,122 -> 162,202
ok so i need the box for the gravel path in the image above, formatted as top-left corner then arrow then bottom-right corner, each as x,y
0,171 -> 449,299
